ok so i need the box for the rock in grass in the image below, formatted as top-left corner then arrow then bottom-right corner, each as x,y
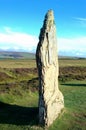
36,10 -> 64,127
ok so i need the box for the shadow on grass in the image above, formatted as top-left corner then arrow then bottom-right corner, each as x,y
61,83 -> 86,87
0,101 -> 39,126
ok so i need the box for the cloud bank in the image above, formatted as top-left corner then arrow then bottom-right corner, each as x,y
0,27 -> 38,52
0,27 -> 86,57
58,37 -> 86,57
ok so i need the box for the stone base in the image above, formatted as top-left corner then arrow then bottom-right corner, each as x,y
39,90 -> 64,126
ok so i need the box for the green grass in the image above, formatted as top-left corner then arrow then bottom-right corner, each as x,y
0,58 -> 86,130
0,80 -> 86,130
49,81 -> 86,130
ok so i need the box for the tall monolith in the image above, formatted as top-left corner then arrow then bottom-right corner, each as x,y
36,10 -> 64,127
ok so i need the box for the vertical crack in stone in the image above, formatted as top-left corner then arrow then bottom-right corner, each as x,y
36,9 -> 64,127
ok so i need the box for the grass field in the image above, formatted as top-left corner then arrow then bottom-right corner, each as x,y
0,58 -> 86,68
0,58 -> 86,130
59,58 -> 86,67
0,59 -> 36,68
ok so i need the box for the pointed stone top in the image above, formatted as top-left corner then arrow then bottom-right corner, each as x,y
46,10 -> 54,19
43,10 -> 55,32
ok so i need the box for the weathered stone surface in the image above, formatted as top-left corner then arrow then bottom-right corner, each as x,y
36,10 -> 64,127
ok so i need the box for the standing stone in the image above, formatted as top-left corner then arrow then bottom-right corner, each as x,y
36,10 -> 64,127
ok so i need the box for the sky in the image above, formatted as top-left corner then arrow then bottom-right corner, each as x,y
0,0 -> 86,57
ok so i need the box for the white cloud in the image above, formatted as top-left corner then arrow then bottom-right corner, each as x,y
0,27 -> 86,57
58,37 -> 86,51
73,17 -> 86,27
74,17 -> 86,21
58,37 -> 86,57
0,27 -> 38,52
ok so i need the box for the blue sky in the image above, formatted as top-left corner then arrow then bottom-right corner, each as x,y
0,0 -> 86,57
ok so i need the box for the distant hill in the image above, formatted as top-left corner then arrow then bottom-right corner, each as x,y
0,51 -> 85,60
0,51 -> 35,59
